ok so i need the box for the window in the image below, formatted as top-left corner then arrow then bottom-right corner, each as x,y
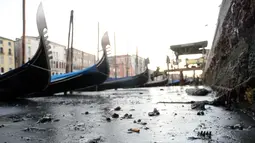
0,47 -> 3,54
8,49 -> 12,55
1,67 -> 4,73
56,61 -> 58,68
8,42 -> 11,46
0,40 -> 2,44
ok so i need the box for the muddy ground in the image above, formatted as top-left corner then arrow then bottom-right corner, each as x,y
0,86 -> 255,143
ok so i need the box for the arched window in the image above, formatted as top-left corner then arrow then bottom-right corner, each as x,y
56,61 -> 58,68
8,49 -> 12,55
0,47 -> 3,54
52,72 -> 55,75
1,67 -> 4,73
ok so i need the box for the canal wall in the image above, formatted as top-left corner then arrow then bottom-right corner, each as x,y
204,0 -> 255,94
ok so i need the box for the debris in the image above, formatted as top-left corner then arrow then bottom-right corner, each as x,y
160,89 -> 164,91
106,118 -> 111,122
133,120 -> 137,123
186,88 -> 210,96
114,106 -> 121,111
148,108 -> 160,116
0,124 -> 4,128
127,128 -> 140,133
22,127 -> 46,132
53,119 -> 60,122
87,136 -> 103,143
137,119 -> 141,122
227,124 -> 244,130
112,113 -> 119,118
191,101 -> 206,110
197,111 -> 205,116
121,113 -> 133,119
85,111 -> 89,115
197,131 -> 212,138
37,115 -> 53,124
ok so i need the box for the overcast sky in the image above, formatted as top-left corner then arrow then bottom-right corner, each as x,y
0,0 -> 222,71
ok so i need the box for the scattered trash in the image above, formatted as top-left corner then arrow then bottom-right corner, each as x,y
121,113 -> 132,119
106,117 -> 111,122
85,111 -> 89,115
186,88 -> 210,96
197,111 -> 205,116
148,108 -> 160,116
127,128 -> 140,133
197,131 -> 212,138
0,124 -> 4,128
112,113 -> 119,118
37,115 -> 53,124
114,106 -> 121,111
160,89 -> 164,91
53,119 -> 60,122
191,101 -> 206,110
86,136 -> 103,143
22,127 -> 46,132
226,123 -> 244,130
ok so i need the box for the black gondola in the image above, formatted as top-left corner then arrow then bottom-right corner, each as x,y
78,68 -> 149,91
0,3 -> 51,99
36,32 -> 110,95
140,78 -> 168,87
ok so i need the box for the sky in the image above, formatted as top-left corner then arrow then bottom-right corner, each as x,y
0,0 -> 222,72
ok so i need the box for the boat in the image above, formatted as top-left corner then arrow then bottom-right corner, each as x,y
0,3 -> 51,99
38,32 -> 110,95
140,78 -> 168,87
78,68 -> 149,91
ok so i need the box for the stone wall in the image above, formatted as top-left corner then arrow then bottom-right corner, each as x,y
204,0 -> 255,90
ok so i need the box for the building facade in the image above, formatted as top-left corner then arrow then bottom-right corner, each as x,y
14,36 -> 96,75
0,36 -> 15,74
108,55 -> 146,78
72,48 -> 96,71
15,36 -> 67,75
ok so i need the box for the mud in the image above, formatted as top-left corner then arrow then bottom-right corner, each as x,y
0,86 -> 255,143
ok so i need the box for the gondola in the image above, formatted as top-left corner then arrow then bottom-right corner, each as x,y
140,78 -> 168,87
36,32 -> 110,95
0,3 -> 51,99
78,68 -> 149,91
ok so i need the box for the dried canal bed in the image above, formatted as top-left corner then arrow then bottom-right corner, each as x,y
0,86 -> 255,143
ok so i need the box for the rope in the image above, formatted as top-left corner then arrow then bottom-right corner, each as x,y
30,64 -> 51,72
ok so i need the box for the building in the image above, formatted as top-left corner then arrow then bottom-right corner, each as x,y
72,48 -> 96,71
0,36 -> 15,74
15,36 -> 96,75
108,55 -> 146,78
15,36 -> 66,75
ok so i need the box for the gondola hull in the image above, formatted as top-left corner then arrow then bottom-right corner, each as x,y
33,32 -> 111,95
46,54 -> 109,94
0,3 -> 51,99
79,68 -> 149,91
140,78 -> 168,88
